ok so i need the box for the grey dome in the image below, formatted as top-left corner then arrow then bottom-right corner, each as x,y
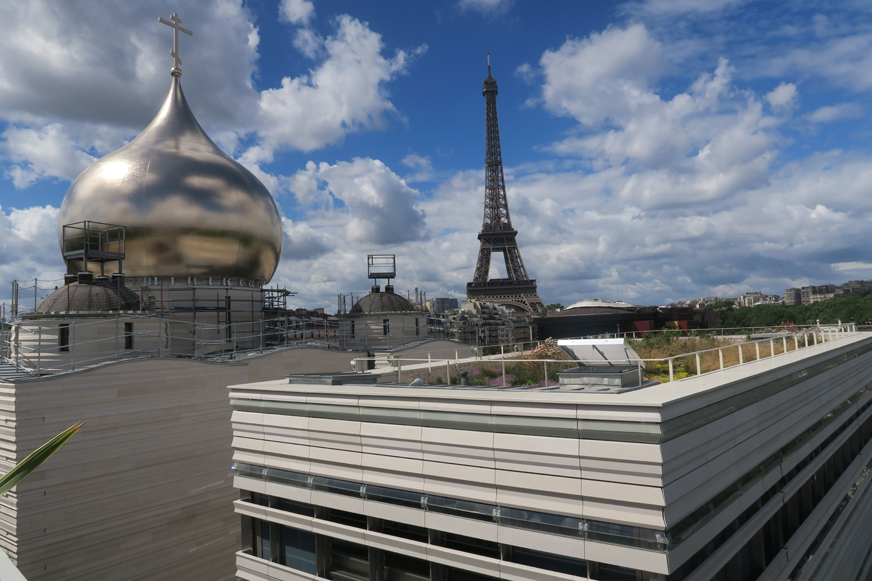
34,282 -> 142,314
349,291 -> 417,314
57,75 -> 283,282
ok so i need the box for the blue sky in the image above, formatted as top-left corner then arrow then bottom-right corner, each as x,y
2,0 -> 872,311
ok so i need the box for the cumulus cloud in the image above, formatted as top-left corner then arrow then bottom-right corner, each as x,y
0,205 -> 64,307
765,82 -> 797,111
806,103 -> 864,123
538,24 -> 665,126
281,218 -> 331,260
289,158 -> 427,246
458,0 -> 513,15
2,124 -> 96,188
536,25 -> 777,209
279,0 -> 315,25
254,16 -> 426,156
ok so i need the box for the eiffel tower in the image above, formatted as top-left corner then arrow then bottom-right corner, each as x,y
466,55 -> 544,315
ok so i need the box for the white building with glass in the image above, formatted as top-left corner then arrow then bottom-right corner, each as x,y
229,331 -> 872,581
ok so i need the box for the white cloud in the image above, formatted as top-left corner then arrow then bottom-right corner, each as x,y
0,1 -> 260,129
538,24 -> 665,126
281,218 -> 331,260
254,16 -> 426,155
0,0 -> 262,189
536,26 -> 777,210
765,82 -> 797,111
279,0 -> 315,25
288,158 -> 427,246
760,31 -> 872,93
623,0 -> 748,17
293,28 -> 323,59
0,205 -> 64,307
0,5 -> 424,196
514,63 -> 536,84
806,103 -> 864,123
458,0 -> 513,15
1,123 -> 96,188
401,153 -> 432,171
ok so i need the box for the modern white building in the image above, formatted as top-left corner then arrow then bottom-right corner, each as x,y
229,331 -> 872,581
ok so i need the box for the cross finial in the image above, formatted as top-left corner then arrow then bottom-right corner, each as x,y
158,12 -> 193,77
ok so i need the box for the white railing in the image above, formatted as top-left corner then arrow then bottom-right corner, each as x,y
353,325 -> 860,387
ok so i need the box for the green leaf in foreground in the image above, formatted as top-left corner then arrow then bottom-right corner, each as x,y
0,420 -> 86,496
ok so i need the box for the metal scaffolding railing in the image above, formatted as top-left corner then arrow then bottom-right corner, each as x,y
0,312 -> 446,378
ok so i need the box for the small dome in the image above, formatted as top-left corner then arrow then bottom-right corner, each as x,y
34,282 -> 141,314
350,290 -> 417,314
57,75 -> 283,282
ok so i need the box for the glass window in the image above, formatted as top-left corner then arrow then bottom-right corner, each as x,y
58,323 -> 69,352
510,547 -> 587,577
598,563 -> 637,581
586,520 -> 667,552
312,476 -> 364,498
265,467 -> 310,488
381,519 -> 429,544
124,322 -> 134,349
278,498 -> 314,517
385,551 -> 430,580
232,462 -> 267,481
365,486 -> 424,509
260,519 -> 271,562
280,525 -> 316,574
498,506 -> 581,537
383,319 -> 390,336
443,532 -> 500,559
323,507 -> 367,529
329,538 -> 369,580
427,495 -> 496,522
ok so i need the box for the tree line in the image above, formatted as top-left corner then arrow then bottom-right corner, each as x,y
712,292 -> 872,329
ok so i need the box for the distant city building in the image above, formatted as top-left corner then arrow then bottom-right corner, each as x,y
737,291 -> 783,307
801,284 -> 837,305
840,280 -> 872,294
432,297 -> 459,313
785,288 -> 802,305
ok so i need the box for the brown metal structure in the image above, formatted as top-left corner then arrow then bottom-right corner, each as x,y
466,55 -> 544,314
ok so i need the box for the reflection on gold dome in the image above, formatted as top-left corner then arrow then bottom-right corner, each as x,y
58,76 -> 283,282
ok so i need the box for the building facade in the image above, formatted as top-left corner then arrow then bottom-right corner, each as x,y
229,332 -> 872,581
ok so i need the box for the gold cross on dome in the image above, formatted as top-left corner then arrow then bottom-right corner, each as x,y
158,12 -> 193,76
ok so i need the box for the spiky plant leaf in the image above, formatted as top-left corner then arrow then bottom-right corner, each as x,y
0,420 -> 86,496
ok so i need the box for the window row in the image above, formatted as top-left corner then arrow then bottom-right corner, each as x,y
233,463 -> 666,552
668,382 -> 872,549
669,407 -> 872,581
245,501 -> 651,581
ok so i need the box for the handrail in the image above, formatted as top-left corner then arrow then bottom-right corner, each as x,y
351,326 -> 858,386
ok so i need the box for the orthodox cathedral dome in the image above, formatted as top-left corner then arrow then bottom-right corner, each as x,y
57,74 -> 283,282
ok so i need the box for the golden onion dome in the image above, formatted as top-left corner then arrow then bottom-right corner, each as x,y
58,75 -> 283,282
